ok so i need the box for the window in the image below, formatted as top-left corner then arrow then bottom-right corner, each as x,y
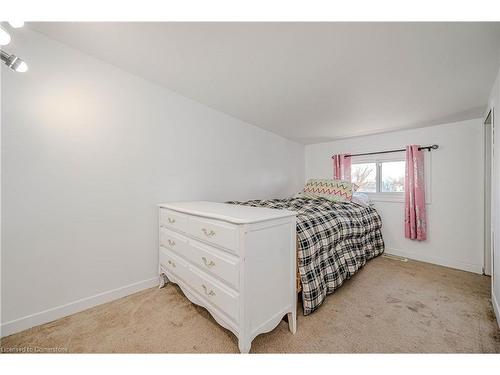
351,163 -> 377,192
352,160 -> 405,193
381,161 -> 405,192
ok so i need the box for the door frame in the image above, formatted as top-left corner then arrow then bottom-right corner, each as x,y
484,109 -> 494,276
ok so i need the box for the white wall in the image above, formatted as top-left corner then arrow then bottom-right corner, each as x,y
0,29 -> 305,336
486,66 -> 500,327
306,119 -> 484,274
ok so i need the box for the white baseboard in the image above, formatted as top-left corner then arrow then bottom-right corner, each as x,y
385,248 -> 483,274
492,291 -> 500,329
0,277 -> 159,338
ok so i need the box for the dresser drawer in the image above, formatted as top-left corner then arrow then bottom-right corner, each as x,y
159,227 -> 188,256
160,208 -> 188,233
185,239 -> 239,290
188,216 -> 239,253
185,266 -> 239,322
159,248 -> 188,280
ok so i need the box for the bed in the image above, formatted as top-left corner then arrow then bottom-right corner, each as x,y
227,197 -> 384,315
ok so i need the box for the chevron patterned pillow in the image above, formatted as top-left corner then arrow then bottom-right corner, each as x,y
302,179 -> 359,202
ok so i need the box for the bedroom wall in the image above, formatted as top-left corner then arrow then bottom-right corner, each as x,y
0,29 -> 305,336
486,65 -> 500,327
305,119 -> 484,274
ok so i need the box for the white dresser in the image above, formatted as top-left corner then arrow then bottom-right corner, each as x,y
158,201 -> 297,353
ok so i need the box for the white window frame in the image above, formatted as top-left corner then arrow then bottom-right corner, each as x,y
351,152 -> 431,204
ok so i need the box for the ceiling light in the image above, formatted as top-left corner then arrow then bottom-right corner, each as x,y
12,58 -> 28,72
1,50 -> 28,72
0,25 -> 11,46
8,21 -> 25,28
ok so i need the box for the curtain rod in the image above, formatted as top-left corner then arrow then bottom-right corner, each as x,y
334,144 -> 439,158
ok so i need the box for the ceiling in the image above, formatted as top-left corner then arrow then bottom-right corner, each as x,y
29,22 -> 500,144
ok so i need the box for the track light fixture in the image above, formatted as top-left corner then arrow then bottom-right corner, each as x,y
1,50 -> 28,72
0,25 -> 11,46
0,21 -> 28,73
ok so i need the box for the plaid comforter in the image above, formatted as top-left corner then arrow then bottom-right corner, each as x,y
227,197 -> 384,315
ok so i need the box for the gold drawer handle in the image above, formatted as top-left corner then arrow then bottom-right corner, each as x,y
168,217 -> 176,224
167,239 -> 176,247
167,260 -> 176,268
202,228 -> 216,237
202,257 -> 216,268
202,284 -> 216,296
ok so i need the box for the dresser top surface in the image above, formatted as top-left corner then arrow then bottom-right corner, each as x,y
158,201 -> 296,224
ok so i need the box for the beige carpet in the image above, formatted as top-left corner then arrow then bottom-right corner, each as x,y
2,256 -> 499,353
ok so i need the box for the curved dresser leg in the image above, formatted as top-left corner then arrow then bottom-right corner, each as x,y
287,311 -> 297,334
159,273 -> 169,289
238,338 -> 251,354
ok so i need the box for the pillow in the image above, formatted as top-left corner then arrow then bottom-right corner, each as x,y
302,179 -> 358,202
352,192 -> 374,207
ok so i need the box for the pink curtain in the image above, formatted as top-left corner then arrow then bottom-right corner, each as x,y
405,145 -> 427,241
332,153 -> 352,181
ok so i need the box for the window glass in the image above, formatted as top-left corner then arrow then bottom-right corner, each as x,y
381,161 -> 405,192
351,163 -> 377,192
